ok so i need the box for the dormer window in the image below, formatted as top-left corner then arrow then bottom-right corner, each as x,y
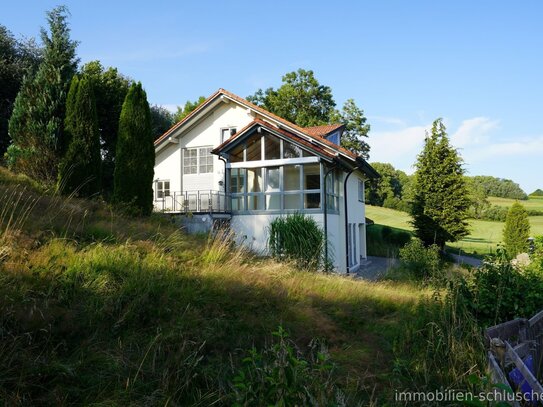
221,127 -> 237,143
326,131 -> 340,146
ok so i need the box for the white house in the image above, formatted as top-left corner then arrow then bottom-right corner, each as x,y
153,89 -> 378,274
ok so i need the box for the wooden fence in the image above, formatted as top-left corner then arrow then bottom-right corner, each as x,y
486,310 -> 543,405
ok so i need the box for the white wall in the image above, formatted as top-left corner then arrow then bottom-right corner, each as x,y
154,143 -> 181,211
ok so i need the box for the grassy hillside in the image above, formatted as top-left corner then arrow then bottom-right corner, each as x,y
489,195 -> 543,210
366,204 -> 543,255
0,167 -> 483,405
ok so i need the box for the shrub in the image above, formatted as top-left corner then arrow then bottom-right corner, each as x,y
456,248 -> 543,326
229,326 -> 344,406
503,202 -> 530,257
268,213 -> 324,270
398,238 -> 441,280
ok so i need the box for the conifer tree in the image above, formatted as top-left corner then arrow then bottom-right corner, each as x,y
63,75 -> 79,154
7,6 -> 78,181
113,82 -> 154,215
411,118 -> 470,248
503,202 -> 530,257
57,76 -> 101,196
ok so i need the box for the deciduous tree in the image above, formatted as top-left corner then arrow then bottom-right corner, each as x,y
173,96 -> 205,123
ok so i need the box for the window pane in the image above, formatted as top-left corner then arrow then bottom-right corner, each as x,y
230,169 -> 246,193
266,167 -> 280,191
247,195 -> 263,210
229,143 -> 244,162
302,149 -> 313,157
266,194 -> 281,210
231,195 -> 245,211
264,134 -> 281,160
303,163 -> 320,190
284,193 -> 301,209
284,165 -> 300,191
246,136 -> 261,161
304,193 -> 321,209
283,141 -> 302,159
247,168 -> 262,193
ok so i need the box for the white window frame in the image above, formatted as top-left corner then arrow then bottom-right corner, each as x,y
358,179 -> 365,202
156,180 -> 170,200
221,127 -> 237,144
184,147 -> 213,175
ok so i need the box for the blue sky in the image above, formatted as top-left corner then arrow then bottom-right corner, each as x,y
4,1 -> 542,193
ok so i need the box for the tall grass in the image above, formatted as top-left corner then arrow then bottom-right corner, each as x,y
268,213 -> 325,270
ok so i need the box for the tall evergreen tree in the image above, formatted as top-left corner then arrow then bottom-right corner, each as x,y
58,76 -> 101,196
7,6 -> 78,181
80,61 -> 131,195
411,118 -> 470,248
0,25 -> 42,157
113,83 -> 154,215
503,202 -> 530,257
63,74 -> 79,154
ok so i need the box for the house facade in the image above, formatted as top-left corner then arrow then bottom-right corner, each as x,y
153,89 -> 378,274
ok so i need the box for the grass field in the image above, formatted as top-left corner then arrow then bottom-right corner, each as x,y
366,204 -> 543,256
488,196 -> 543,210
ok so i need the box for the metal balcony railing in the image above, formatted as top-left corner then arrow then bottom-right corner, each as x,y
154,190 -> 231,213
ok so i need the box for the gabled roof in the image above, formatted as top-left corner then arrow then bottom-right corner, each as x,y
304,123 -> 344,138
211,118 -> 336,161
154,88 -> 378,178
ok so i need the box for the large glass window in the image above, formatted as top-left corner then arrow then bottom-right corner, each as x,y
284,165 -> 301,191
264,135 -> 281,160
183,149 -> 198,174
229,143 -> 244,162
230,168 -> 246,193
283,141 -> 303,159
325,168 -> 340,211
246,137 -> 261,161
266,167 -> 280,191
184,147 -> 213,175
156,180 -> 170,199
303,163 -> 321,190
247,168 -> 262,193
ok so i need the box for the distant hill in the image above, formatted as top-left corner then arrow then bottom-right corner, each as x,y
531,189 -> 543,197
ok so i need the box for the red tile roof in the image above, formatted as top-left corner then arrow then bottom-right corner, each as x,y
304,123 -> 344,138
154,88 -> 358,161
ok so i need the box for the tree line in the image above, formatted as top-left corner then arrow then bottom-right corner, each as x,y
2,7 -> 153,215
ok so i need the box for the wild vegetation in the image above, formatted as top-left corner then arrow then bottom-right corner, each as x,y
0,166 -> 492,405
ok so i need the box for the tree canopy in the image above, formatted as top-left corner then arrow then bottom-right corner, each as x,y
173,96 -> 206,123
0,25 -> 42,158
410,119 -> 470,248
503,202 -> 531,257
58,75 -> 101,196
114,83 -> 154,215
150,105 -> 174,139
469,175 -> 527,200
247,69 -> 371,158
7,5 -> 78,182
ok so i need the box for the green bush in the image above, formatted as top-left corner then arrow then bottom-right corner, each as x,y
503,202 -> 530,257
456,248 -> 543,326
398,238 -> 441,280
230,326 -> 344,406
268,213 -> 325,270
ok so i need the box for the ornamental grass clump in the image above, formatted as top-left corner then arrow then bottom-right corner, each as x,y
268,213 -> 325,271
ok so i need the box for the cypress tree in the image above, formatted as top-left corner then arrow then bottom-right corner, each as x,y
411,118 -> 470,248
57,76 -> 101,196
503,202 -> 530,257
63,75 -> 79,154
7,6 -> 78,182
113,82 -> 154,215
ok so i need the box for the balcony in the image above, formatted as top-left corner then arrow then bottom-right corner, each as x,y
154,190 -> 230,214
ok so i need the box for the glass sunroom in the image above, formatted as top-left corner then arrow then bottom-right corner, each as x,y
223,127 -> 341,214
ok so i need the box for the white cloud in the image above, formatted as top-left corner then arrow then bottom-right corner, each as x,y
369,124 -> 431,171
451,117 -> 500,148
477,137 -> 543,158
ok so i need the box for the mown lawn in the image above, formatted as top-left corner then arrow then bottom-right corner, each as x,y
366,204 -> 543,256
488,195 -> 543,210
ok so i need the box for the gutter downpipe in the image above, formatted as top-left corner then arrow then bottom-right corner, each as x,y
323,164 -> 337,271
344,165 -> 362,275
218,155 -> 228,212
